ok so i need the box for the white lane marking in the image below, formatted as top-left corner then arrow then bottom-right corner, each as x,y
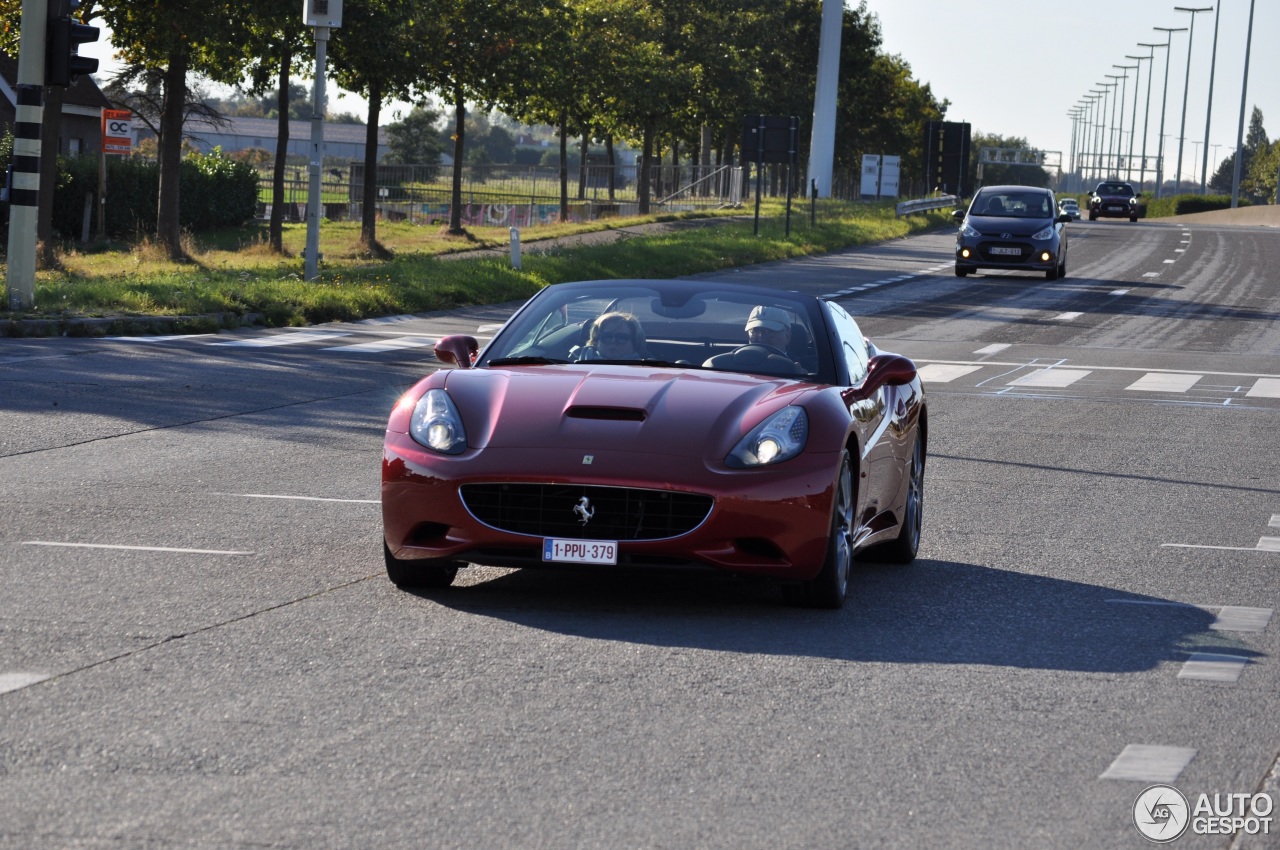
1161,543 -> 1280,552
0,673 -> 50,695
1110,289 -> 1130,296
22,541 -> 255,556
1246,378 -> 1280,398
974,343 -> 1011,355
223,493 -> 380,504
1100,745 -> 1196,782
1143,272 -> 1161,277
1175,248 -> 1186,252
1211,607 -> 1273,632
1008,368 -> 1091,388
1054,311 -> 1084,321
917,364 -> 982,384
356,314 -> 418,324
212,331 -> 351,347
1270,515 -> 1280,529
1258,537 -> 1280,552
1163,259 -> 1176,264
104,335 -> 218,342
1178,653 -> 1248,682
323,337 -> 435,353
477,324 -> 504,332
1126,373 -> 1202,393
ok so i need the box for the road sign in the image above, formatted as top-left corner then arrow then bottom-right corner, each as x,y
102,108 -> 132,154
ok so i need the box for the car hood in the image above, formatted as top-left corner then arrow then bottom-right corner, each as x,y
965,214 -> 1054,237
440,365 -> 814,456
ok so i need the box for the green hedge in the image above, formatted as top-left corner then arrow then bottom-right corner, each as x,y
1141,194 -> 1242,218
22,144 -> 259,240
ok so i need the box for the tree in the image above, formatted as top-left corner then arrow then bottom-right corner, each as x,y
1238,107 -> 1270,203
99,2 -> 257,259
385,105 -> 446,165
966,133 -> 1051,190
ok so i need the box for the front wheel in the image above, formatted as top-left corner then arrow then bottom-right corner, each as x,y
384,542 -> 459,589
784,451 -> 854,609
954,266 -> 970,277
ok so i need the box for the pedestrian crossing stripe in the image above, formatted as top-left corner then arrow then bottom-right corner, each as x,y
211,331 -> 352,347
917,362 -> 1280,399
322,338 -> 435,353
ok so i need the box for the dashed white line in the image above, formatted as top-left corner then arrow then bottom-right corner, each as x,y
1163,259 -> 1176,264
211,331 -> 351,348
1178,654 -> 1249,683
1110,289 -> 1130,296
1100,745 -> 1196,782
223,493 -> 379,504
323,338 -> 435,353
1258,537 -> 1280,552
1053,311 -> 1084,321
1007,367 -> 1090,388
974,343 -> 1011,355
918,364 -> 982,383
1211,607 -> 1273,632
1246,378 -> 1280,398
0,672 -> 50,695
1126,373 -> 1201,393
22,541 -> 255,556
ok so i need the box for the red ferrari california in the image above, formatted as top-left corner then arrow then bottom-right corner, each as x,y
382,279 -> 926,608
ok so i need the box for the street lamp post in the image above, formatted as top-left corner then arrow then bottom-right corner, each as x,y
1104,76 -> 1125,178
1113,65 -> 1138,180
1125,54 -> 1150,186
1230,0 -> 1256,207
1136,42 -> 1169,193
1174,7 -> 1212,194
1152,26 -> 1188,197
1083,94 -> 1102,185
1197,3 -> 1222,194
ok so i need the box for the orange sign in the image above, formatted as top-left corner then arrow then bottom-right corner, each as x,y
101,108 -> 132,154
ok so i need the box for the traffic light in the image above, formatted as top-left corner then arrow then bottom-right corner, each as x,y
46,4 -> 99,88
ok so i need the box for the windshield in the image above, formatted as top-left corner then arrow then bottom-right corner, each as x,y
971,191 -> 1053,218
1096,183 -> 1134,197
477,282 -> 835,383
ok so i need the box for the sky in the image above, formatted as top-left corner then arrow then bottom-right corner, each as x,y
863,0 -> 1278,182
77,1 -> 1277,183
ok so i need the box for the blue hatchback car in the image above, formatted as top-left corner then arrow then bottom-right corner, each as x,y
952,186 -> 1072,280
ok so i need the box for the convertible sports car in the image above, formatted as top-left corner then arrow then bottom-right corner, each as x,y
381,279 -> 927,608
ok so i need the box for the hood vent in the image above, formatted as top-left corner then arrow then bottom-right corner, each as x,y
566,405 -> 646,421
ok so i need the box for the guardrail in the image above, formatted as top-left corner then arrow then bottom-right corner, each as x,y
895,194 -> 958,218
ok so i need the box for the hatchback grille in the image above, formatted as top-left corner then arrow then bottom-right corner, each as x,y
460,483 -> 714,541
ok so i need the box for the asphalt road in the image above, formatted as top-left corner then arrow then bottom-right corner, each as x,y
1,216 -> 1278,849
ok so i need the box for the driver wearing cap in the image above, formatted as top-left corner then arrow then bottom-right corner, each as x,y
745,305 -> 792,352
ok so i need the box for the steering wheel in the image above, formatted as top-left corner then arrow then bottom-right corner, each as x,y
704,344 -> 802,374
736,343 -> 789,358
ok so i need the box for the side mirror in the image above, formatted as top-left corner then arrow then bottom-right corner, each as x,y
842,353 -> 917,402
434,334 -> 480,368
951,209 -> 965,222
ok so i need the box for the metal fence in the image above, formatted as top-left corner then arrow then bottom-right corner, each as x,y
258,163 -> 746,226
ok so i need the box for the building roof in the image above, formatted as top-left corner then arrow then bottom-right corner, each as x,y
0,52 -> 113,112
181,114 -> 388,146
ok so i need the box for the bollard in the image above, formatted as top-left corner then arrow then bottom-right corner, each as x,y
510,226 -> 521,270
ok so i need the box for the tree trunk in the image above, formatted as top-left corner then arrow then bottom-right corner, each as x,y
360,78 -> 383,251
558,113 -> 568,222
157,47 -> 189,260
269,47 -> 291,253
447,89 -> 466,235
638,121 -> 654,215
606,134 -> 616,201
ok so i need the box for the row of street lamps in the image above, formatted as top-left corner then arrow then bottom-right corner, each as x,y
1067,0 -> 1257,206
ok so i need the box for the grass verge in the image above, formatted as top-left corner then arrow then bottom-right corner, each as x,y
2,199 -> 954,335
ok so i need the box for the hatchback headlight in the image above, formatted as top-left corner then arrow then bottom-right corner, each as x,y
409,389 -> 467,454
727,406 -> 808,467
1031,225 -> 1055,240
961,222 -> 981,238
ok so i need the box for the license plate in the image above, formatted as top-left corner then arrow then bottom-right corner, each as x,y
990,246 -> 1021,255
1106,205 -> 1123,211
543,538 -> 618,565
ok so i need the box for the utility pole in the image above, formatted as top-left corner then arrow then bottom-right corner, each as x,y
5,0 -> 48,311
806,0 -> 841,198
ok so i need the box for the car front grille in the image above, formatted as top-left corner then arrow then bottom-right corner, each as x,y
460,483 -> 714,541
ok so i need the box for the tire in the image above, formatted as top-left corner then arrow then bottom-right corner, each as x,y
955,266 -> 969,277
384,542 -> 458,589
1057,255 -> 1067,280
1129,215 -> 1138,222
868,436 -> 925,565
1088,212 -> 1097,221
1045,265 -> 1058,281
784,450 -> 854,609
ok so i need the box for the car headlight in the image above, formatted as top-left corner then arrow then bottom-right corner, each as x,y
1031,225 -> 1055,240
1128,197 -> 1138,206
409,389 -> 467,454
727,406 -> 808,468
961,222 -> 981,238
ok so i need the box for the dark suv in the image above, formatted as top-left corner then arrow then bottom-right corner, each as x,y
1088,181 -> 1139,222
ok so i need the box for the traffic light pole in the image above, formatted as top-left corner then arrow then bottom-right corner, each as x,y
6,0 -> 47,311
303,26 -> 329,282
